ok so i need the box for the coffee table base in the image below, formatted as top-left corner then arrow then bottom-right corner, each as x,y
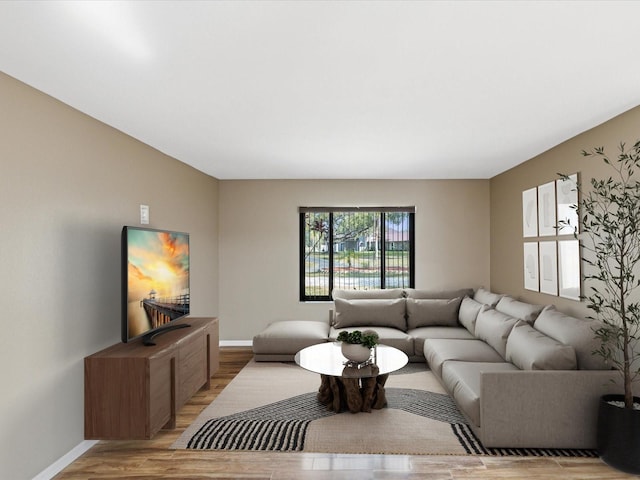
317,373 -> 389,413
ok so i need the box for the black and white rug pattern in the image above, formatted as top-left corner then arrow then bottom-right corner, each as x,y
185,387 -> 597,457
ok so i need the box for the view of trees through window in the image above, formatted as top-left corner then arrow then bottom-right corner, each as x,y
300,208 -> 415,301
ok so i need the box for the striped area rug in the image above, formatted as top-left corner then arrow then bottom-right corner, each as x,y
172,360 -> 596,458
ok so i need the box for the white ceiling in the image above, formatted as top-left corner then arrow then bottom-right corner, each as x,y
2,1 -> 640,180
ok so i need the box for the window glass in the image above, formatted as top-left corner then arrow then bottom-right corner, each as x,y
300,208 -> 414,301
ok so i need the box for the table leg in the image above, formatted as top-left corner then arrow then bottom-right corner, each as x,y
372,373 -> 389,410
342,377 -> 363,413
361,376 -> 376,412
318,374 -> 343,412
317,373 -> 389,413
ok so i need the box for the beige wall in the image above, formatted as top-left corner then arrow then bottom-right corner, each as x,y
6,57 -> 639,479
0,72 -> 219,480
218,179 -> 490,339
490,105 -> 640,318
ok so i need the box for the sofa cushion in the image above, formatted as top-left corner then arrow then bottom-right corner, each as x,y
405,288 -> 473,299
495,296 -> 544,324
332,288 -> 405,300
409,326 -> 476,341
473,288 -> 504,307
333,298 -> 406,330
409,326 -> 475,357
442,361 -> 520,427
423,338 -> 505,377
406,297 -> 462,329
534,306 -> 609,370
252,320 -> 329,355
474,307 -> 518,358
506,320 -> 577,370
329,326 -> 414,357
458,297 -> 483,335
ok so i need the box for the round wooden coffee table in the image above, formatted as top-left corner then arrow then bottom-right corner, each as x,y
295,342 -> 408,413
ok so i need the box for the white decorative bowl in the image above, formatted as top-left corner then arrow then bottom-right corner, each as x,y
341,343 -> 372,363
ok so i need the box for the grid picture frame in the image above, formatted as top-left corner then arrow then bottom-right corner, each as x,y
522,173 -> 581,301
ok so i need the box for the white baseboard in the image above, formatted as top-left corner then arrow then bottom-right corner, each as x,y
32,440 -> 99,480
220,340 -> 253,347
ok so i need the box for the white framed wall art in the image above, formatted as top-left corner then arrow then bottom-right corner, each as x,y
522,175 -> 582,300
537,181 -> 557,236
558,239 -> 581,300
557,173 -> 579,235
539,241 -> 558,296
522,187 -> 538,237
523,242 -> 539,292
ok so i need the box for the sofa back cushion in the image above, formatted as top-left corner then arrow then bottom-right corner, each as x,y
332,288 -> 405,300
458,296 -> 483,335
495,296 -> 544,324
333,298 -> 406,330
534,305 -> 609,370
473,288 -> 504,307
506,320 -> 577,370
405,288 -> 473,299
474,307 -> 518,358
406,297 -> 462,329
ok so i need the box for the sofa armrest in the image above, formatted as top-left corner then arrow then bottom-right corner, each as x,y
479,370 -> 622,449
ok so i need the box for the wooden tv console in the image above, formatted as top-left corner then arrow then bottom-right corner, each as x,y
84,317 -> 219,440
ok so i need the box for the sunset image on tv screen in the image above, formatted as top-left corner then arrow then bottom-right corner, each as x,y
126,229 -> 190,339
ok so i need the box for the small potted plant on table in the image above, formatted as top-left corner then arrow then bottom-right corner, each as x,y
337,329 -> 379,363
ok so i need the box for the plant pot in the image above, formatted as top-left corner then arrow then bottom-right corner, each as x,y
341,343 -> 372,363
597,394 -> 640,474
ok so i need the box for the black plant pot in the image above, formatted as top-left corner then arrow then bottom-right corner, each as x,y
597,394 -> 640,474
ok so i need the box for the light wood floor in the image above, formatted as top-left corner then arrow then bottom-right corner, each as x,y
54,347 -> 635,480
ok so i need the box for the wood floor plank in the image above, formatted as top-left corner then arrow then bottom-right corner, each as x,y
53,347 -> 635,480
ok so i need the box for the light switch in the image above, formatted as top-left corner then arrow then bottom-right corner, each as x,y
140,204 -> 149,224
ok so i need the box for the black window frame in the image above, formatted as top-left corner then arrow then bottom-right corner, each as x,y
299,207 -> 415,301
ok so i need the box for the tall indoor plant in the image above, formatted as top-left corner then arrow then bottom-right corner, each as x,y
559,141 -> 640,473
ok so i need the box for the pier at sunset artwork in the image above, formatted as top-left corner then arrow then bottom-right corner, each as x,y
126,229 -> 190,338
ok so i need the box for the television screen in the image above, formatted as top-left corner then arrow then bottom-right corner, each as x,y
122,226 -> 190,343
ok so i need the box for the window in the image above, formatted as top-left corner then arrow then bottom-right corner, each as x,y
299,207 -> 415,301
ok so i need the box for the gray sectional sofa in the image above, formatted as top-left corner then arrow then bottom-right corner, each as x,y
252,287 -> 624,449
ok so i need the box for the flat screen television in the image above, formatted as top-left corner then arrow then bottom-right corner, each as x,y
121,226 -> 190,345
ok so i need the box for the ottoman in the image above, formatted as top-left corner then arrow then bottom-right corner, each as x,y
252,320 -> 330,361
